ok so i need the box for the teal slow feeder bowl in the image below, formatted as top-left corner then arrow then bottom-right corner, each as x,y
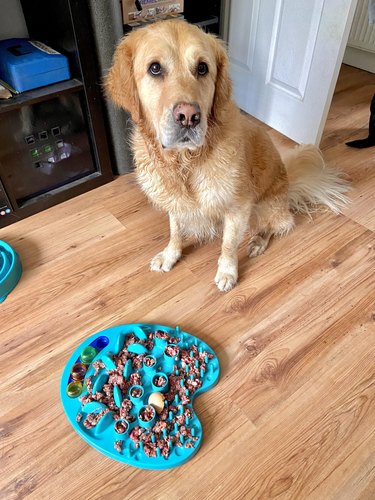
0,241 -> 22,303
61,324 -> 220,470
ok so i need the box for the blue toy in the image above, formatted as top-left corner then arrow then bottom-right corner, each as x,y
0,240 -> 22,303
60,324 -> 220,470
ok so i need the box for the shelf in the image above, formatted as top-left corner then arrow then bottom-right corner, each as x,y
124,14 -> 219,33
188,15 -> 219,28
0,78 -> 84,114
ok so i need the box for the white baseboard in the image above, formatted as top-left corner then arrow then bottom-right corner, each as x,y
343,46 -> 375,73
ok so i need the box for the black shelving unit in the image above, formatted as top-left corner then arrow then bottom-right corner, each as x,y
184,0 -> 221,34
122,0 -> 222,36
0,78 -> 84,113
0,0 -> 113,227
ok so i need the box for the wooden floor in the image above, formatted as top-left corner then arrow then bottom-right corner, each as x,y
1,64 -> 374,500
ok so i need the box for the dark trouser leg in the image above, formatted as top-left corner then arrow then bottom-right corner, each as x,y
346,94 -> 375,148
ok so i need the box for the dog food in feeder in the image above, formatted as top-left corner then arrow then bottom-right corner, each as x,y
60,323 -> 220,469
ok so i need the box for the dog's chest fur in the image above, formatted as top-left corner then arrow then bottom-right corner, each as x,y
138,159 -> 234,210
135,143 -> 244,238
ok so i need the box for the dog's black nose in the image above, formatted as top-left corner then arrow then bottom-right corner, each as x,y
173,102 -> 201,128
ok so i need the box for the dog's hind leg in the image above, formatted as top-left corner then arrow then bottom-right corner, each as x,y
247,230 -> 273,258
248,194 -> 295,258
150,213 -> 183,272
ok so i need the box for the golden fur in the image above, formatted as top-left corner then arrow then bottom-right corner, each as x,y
105,20 -> 349,292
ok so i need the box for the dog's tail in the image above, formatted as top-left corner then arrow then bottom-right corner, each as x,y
283,144 -> 351,215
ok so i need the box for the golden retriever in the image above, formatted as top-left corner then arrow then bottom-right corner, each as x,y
105,20 -> 349,292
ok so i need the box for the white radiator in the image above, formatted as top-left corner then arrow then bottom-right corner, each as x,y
347,0 -> 375,53
343,0 -> 375,72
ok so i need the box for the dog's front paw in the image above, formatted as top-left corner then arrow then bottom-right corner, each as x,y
215,270 -> 237,292
150,250 -> 180,273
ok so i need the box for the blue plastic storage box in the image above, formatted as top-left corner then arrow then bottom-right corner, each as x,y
0,38 -> 70,92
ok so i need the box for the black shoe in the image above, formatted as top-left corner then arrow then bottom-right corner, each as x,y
346,94 -> 375,148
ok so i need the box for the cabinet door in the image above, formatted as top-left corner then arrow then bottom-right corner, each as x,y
228,0 -> 358,144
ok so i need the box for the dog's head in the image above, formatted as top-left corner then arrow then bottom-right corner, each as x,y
105,20 -> 231,150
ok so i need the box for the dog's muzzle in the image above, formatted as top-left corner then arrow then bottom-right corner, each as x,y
159,101 -> 206,149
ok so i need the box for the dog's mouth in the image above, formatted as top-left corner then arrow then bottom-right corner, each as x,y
160,128 -> 205,150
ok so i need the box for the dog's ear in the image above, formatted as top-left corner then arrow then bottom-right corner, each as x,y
210,36 -> 232,122
104,32 -> 141,123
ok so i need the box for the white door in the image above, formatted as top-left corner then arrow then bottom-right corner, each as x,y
228,0 -> 358,144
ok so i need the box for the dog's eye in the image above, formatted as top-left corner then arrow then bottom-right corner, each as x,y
197,62 -> 208,76
149,62 -> 162,76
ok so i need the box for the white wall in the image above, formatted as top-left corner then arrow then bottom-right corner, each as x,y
0,0 -> 28,40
